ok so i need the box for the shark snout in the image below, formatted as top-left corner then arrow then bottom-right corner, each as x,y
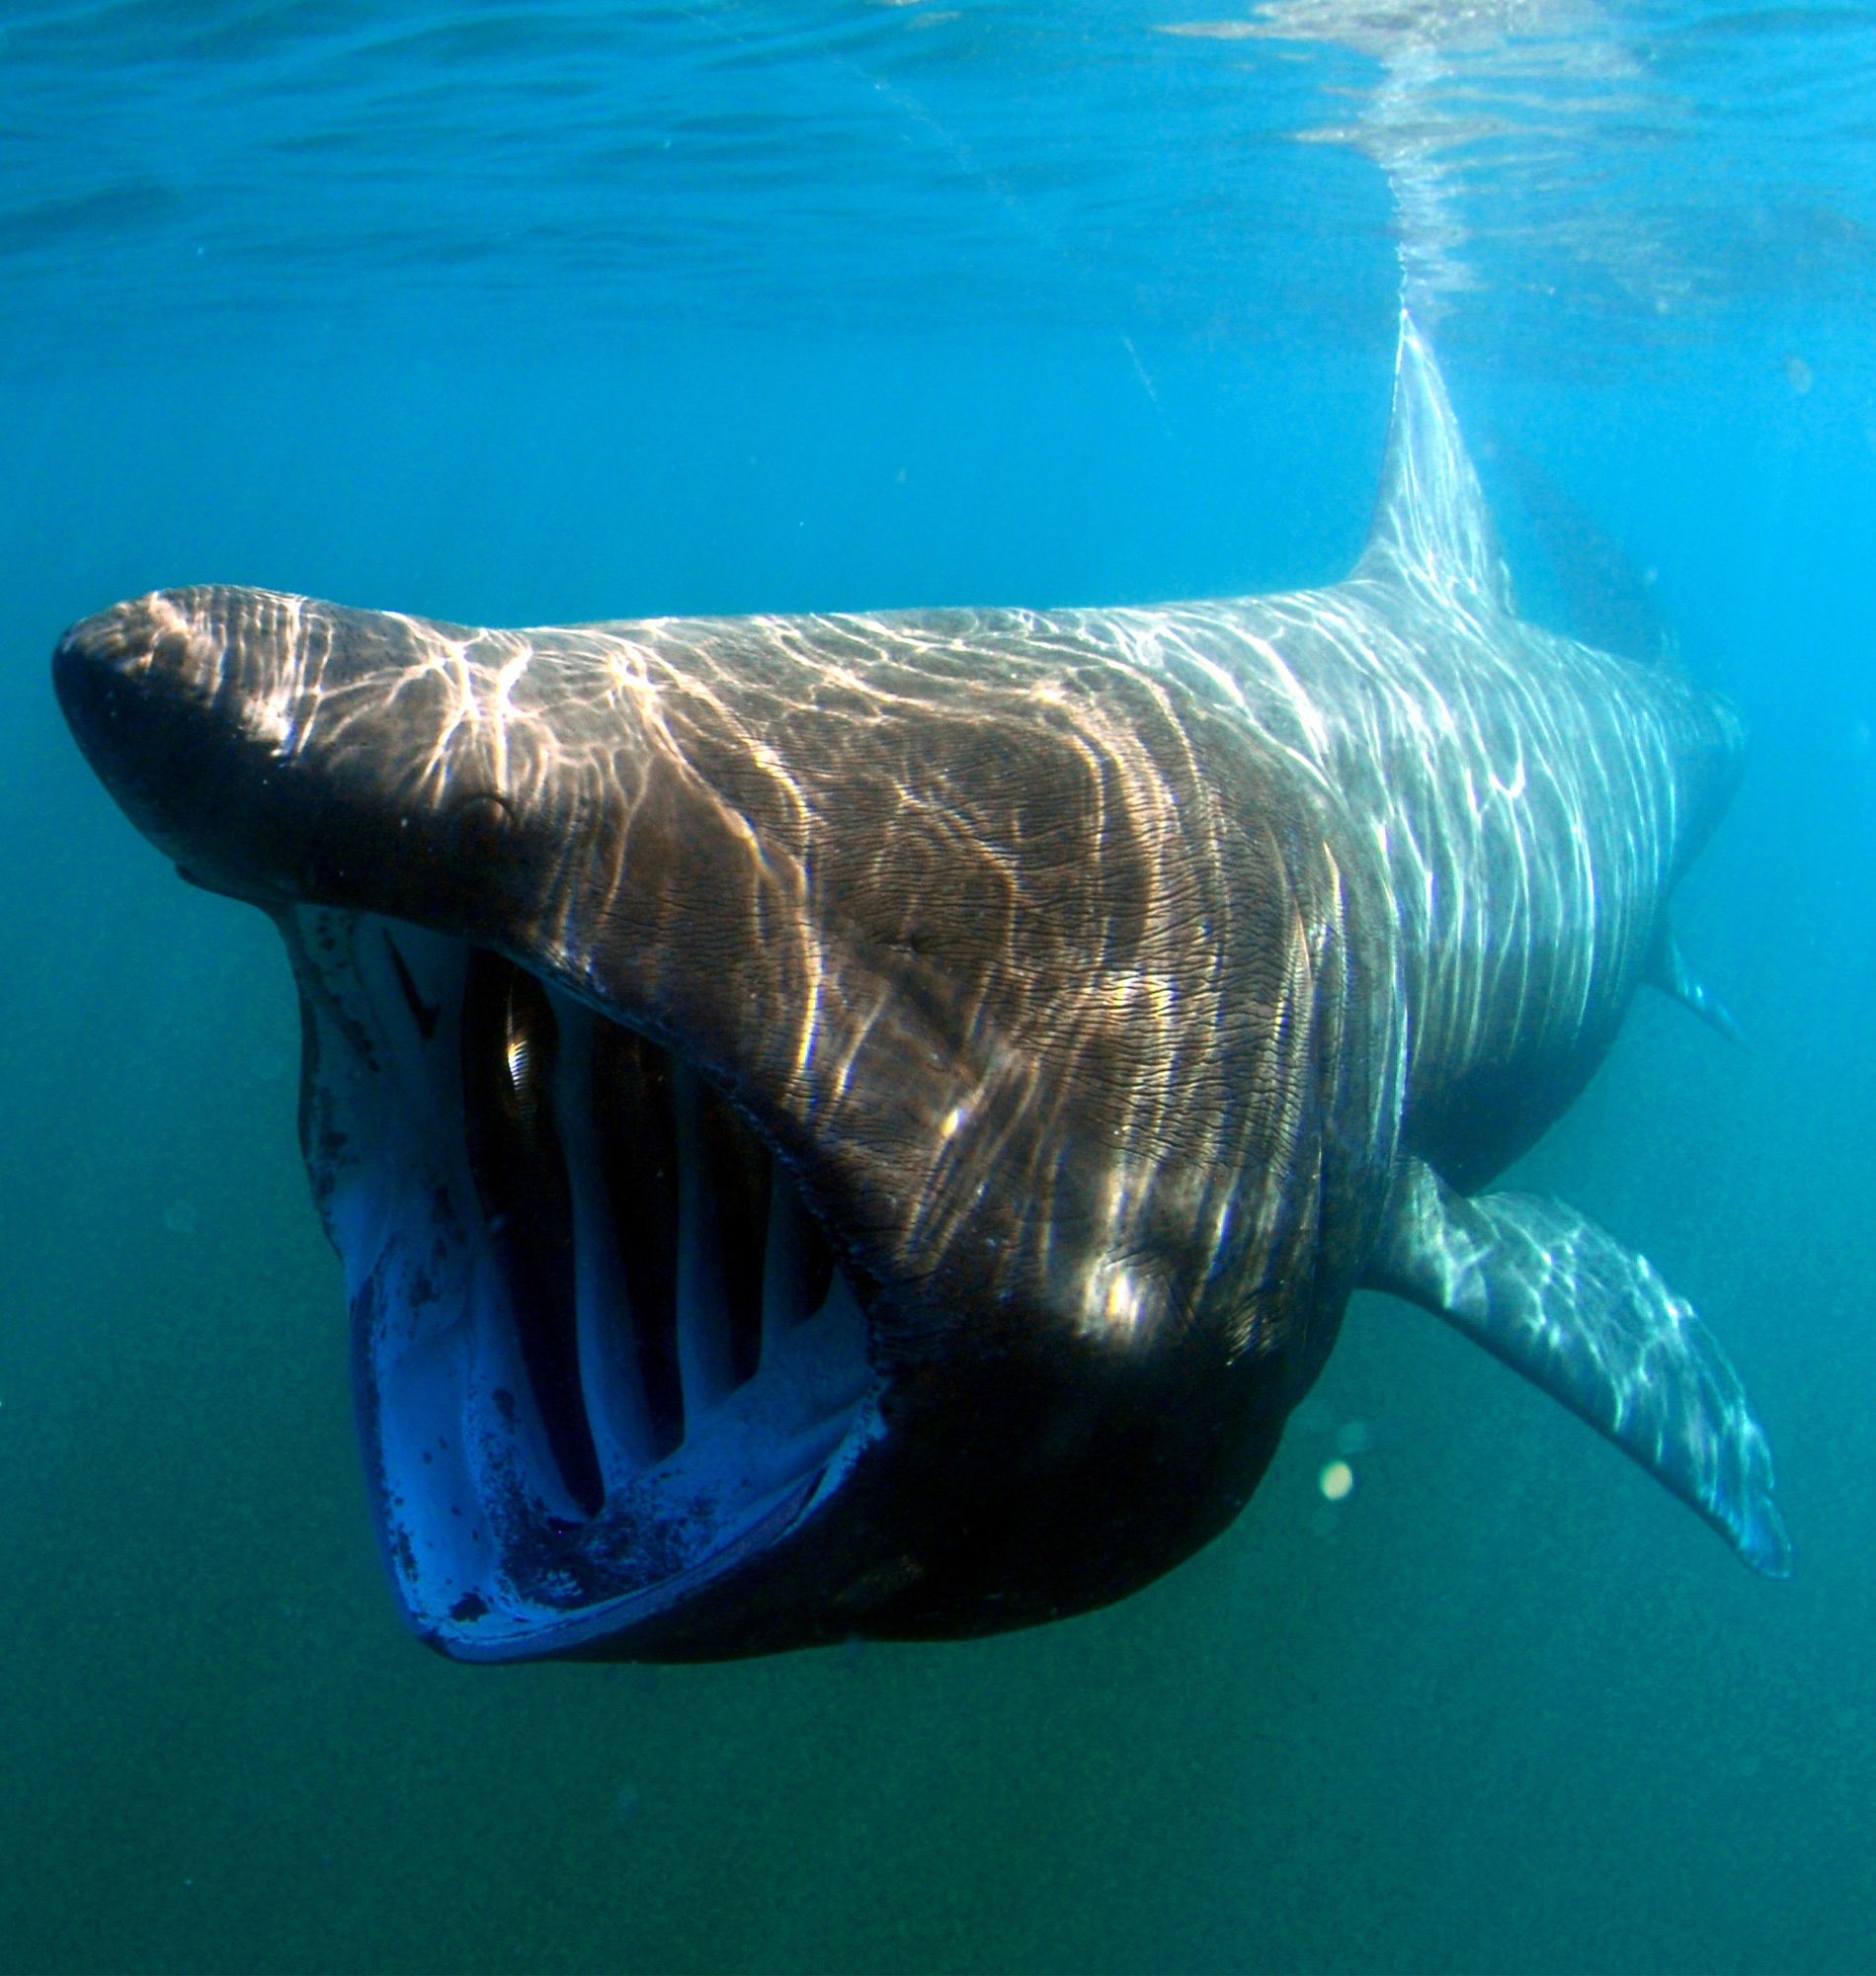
54,590 -> 279,890
55,586 -> 295,736
54,600 -> 151,781
53,586 -> 537,924
54,592 -> 205,766
65,587 -> 398,923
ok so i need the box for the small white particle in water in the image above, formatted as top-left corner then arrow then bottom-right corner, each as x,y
1319,1459 -> 1355,1502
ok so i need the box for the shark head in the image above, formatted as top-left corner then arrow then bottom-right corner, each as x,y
56,583 -> 1369,1661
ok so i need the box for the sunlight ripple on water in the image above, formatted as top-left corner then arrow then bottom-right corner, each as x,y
0,3 -> 1869,358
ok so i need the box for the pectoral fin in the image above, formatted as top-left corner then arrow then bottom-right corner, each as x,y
1647,921 -> 1747,1048
1365,1158 -> 1789,1576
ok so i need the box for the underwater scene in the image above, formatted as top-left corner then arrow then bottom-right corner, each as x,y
3,3 -> 1875,1971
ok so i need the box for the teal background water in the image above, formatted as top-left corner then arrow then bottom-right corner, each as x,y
2,4 -> 1874,1970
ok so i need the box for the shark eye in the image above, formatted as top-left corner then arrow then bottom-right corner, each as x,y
443,786 -> 514,861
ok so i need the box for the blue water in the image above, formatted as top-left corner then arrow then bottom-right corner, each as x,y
2,3 -> 1875,1970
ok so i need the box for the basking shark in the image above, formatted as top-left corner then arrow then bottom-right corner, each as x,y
55,316 -> 1785,1664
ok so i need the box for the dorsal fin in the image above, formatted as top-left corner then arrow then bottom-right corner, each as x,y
1354,310 -> 1513,611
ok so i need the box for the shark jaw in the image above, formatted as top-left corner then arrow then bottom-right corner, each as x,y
53,580 -> 1312,1666
289,905 -> 878,1662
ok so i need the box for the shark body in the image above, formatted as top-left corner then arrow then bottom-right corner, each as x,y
54,318 -> 1785,1664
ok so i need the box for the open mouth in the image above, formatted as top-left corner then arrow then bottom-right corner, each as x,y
286,907 -> 877,1661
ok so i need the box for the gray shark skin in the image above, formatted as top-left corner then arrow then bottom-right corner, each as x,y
54,316 -> 1787,1665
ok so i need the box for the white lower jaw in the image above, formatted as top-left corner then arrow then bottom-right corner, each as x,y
286,906 -> 878,1661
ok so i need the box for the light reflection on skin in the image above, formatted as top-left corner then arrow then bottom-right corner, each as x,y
54,311 -> 1784,1662
84,321 -> 1741,1380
